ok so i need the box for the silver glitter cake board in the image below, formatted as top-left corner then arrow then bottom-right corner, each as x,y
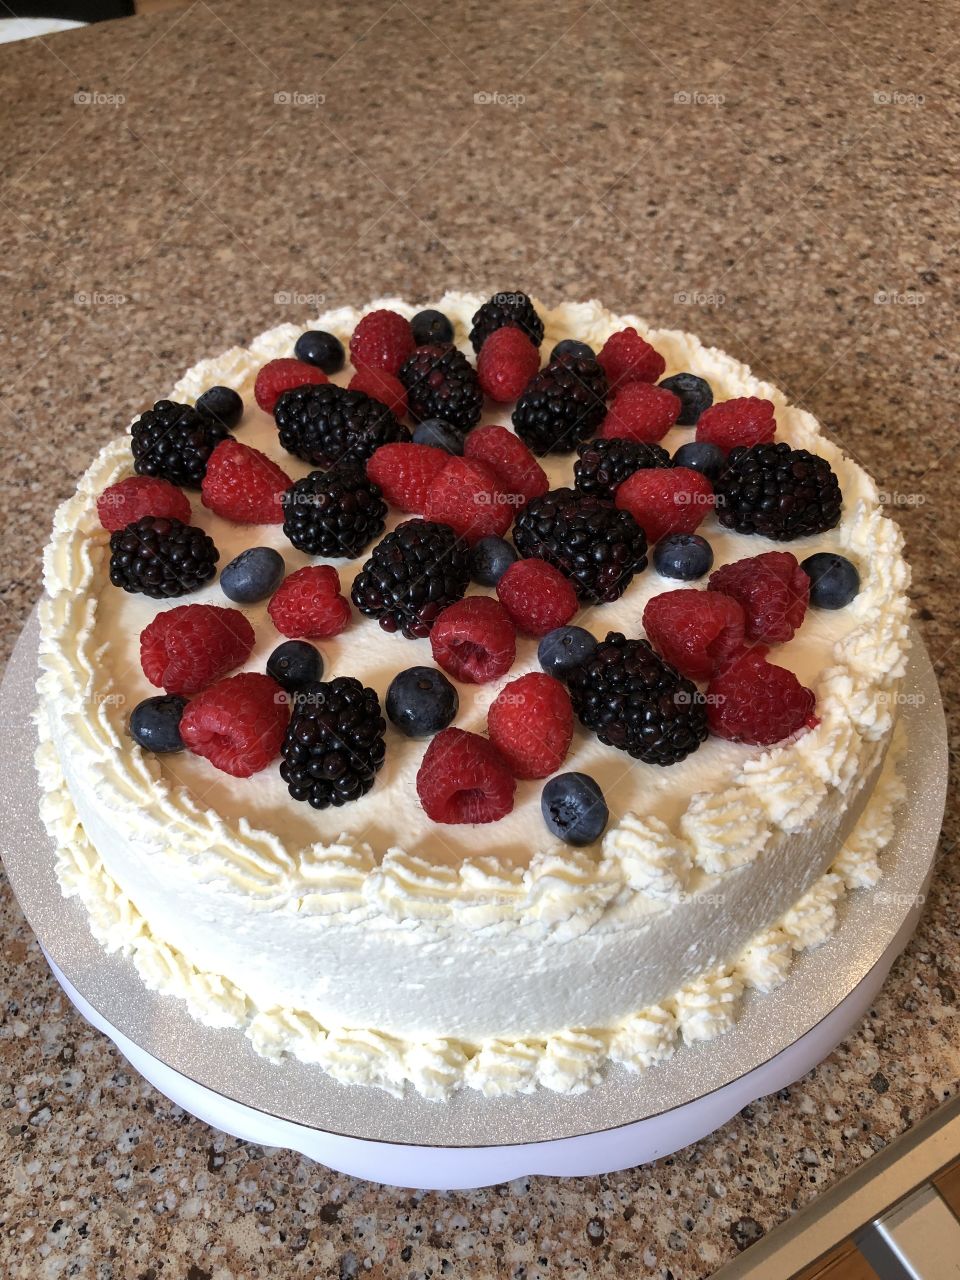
0,610 -> 948,1173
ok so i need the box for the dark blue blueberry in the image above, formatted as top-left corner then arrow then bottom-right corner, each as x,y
550,338 -> 595,363
541,773 -> 609,846
196,385 -> 243,430
537,626 -> 598,679
294,329 -> 345,374
470,536 -> 518,586
386,666 -> 459,738
220,547 -> 285,603
411,309 -> 454,346
412,418 -> 465,454
653,533 -> 714,581
801,552 -> 860,609
659,372 -> 713,426
129,694 -> 188,754
672,440 -> 726,483
267,640 -> 324,691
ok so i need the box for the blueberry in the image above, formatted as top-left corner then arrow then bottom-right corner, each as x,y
801,552 -> 861,609
129,695 -> 188,754
411,309 -> 454,346
672,440 -> 726,483
220,547 -> 285,603
537,626 -> 598,679
267,640 -> 324,691
412,418 -> 465,455
659,373 -> 713,426
470,536 -> 518,586
294,329 -> 345,374
197,385 -> 243,430
541,773 -> 609,846
654,533 -> 714,581
550,339 -> 595,363
386,666 -> 459,738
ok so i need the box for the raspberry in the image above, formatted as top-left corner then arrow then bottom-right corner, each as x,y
706,647 -> 817,746
97,476 -> 191,531
642,589 -> 745,683
476,326 -> 541,402
596,327 -> 666,392
140,603 -> 255,696
200,439 -> 291,524
708,551 -> 810,644
464,424 -> 548,507
366,442 -> 449,514
349,309 -> 415,376
180,672 -> 288,777
696,397 -> 776,452
267,565 -> 350,639
254,358 -> 327,414
430,596 -> 516,684
496,558 -> 578,636
487,672 -> 573,779
423,456 -> 513,544
348,367 -> 408,419
615,466 -> 714,544
416,727 -> 516,824
600,382 -> 681,444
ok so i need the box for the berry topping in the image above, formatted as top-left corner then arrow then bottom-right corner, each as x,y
281,464 -> 386,557
268,565 -> 351,639
706,648 -> 817,746
411,308 -> 454,347
109,516 -> 219,598
714,443 -> 842,540
349,309 -> 415,375
430,596 -> 516,684
653,532 -> 714,581
201,438 -> 291,524
140,603 -> 255,696
496,558 -> 578,637
658,373 -> 713,426
487,672 -> 573,779
469,291 -> 544,353
411,417 -> 465,455
294,329 -> 345,374
97,476 -> 192,532
464,424 -> 548,508
541,772 -> 609,846
366,442 -> 449,514
423,455 -> 513,545
672,440 -> 726,482
416,727 -> 516,824
574,437 -> 672,501
512,353 -> 608,454
131,400 -> 230,489
275,383 -> 410,469
550,339 -> 595,362
351,519 -> 471,638
470,535 -> 518,587
801,552 -> 861,609
399,344 -> 484,432
600,382 -> 681,443
708,551 -> 810,643
642,588 -> 745,683
196,385 -> 244,430
476,326 -> 541,402
128,694 -> 188,754
266,640 -> 324,692
596,327 -> 666,391
280,676 -> 386,807
615,466 -> 714,544
386,666 -> 459,738
220,546 -> 285,603
254,358 -> 328,414
348,366 -> 408,420
696,397 -> 776,452
181,672 -> 289,778
537,625 -> 598,679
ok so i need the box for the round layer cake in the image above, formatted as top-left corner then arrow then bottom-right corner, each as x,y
35,294 -> 911,1099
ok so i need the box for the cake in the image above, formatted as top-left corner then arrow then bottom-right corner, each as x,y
34,293 -> 912,1100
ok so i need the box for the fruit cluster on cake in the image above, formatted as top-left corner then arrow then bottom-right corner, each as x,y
35,293 -> 911,1099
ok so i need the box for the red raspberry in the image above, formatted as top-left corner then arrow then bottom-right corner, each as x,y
496,559 -> 578,636
615,466 -> 714,544
642,589 -> 745,683
429,596 -> 516,684
140,603 -> 255,696
464,424 -> 548,507
597,327 -> 666,392
267,565 -> 350,639
349,367 -> 408,419
349,309 -> 415,376
180,672 -> 288,777
696,397 -> 776,451
476,326 -> 541,402
366,443 -> 448,514
201,439 -> 291,524
708,552 -> 810,644
254,358 -> 327,414
97,476 -> 191,531
487,672 -> 573,779
600,382 -> 681,444
416,727 -> 516,823
423,456 -> 513,544
706,647 -> 817,746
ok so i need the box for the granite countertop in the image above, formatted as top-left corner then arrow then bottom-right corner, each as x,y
1,1 -> 957,1275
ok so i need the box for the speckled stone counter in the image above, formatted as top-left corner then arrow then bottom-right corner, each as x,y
1,2 -> 957,1276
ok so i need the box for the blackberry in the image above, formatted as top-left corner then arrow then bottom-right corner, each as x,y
130,400 -> 230,488
398,344 -> 483,432
512,354 -> 608,454
513,487 -> 647,603
281,464 -> 386,558
351,519 -> 471,639
568,632 -> 708,767
574,437 -> 672,500
280,676 -> 386,809
468,291 -> 544,353
109,516 -> 219,598
274,384 -> 409,469
715,443 -> 842,540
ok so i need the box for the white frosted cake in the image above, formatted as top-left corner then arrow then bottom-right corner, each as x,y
35,293 -> 911,1099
